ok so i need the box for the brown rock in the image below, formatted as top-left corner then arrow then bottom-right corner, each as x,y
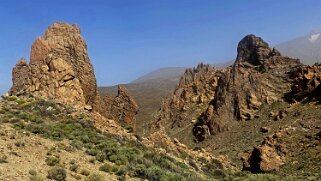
9,22 -> 139,129
10,23 -> 97,109
243,132 -> 286,173
245,145 -> 284,173
290,65 -> 321,101
155,63 -> 225,141
154,34 -> 302,143
100,85 -> 139,128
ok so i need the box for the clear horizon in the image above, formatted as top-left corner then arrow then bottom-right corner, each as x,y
1,0 -> 321,94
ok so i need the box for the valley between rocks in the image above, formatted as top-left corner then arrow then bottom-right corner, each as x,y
1,22 -> 320,180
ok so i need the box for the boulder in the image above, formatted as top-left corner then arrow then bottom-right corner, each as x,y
243,133 -> 286,173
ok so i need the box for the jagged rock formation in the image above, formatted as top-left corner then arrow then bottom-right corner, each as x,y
100,85 -> 139,128
10,23 -> 97,108
9,22 -> 138,127
221,35 -> 301,121
289,65 -> 321,101
155,63 -> 225,141
155,34 -> 302,143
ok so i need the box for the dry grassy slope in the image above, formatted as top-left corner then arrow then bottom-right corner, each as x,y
0,123 -> 119,181
0,95 -> 317,180
197,100 -> 321,177
0,96 -> 231,181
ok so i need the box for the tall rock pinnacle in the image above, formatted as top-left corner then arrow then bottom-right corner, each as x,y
10,22 -> 97,108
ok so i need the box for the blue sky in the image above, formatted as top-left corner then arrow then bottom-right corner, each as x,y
1,0 -> 321,94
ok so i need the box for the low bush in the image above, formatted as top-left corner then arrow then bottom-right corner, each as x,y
45,156 -> 60,166
99,162 -> 119,173
0,154 -> 8,163
84,173 -> 104,181
69,163 -> 79,172
47,166 -> 66,181
29,175 -> 45,181
80,169 -> 90,176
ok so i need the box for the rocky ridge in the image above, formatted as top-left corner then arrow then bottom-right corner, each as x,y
156,34 -> 302,143
153,35 -> 321,175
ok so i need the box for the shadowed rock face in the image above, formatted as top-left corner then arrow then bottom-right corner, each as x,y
100,85 -> 139,129
155,34 -> 302,143
10,23 -> 97,108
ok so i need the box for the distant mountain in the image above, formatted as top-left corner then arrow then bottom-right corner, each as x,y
131,67 -> 186,83
276,31 -> 321,65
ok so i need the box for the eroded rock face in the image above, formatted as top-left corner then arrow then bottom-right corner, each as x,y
10,23 -> 97,108
101,86 -> 139,128
155,34 -> 302,143
155,63 -> 224,138
226,35 -> 301,121
290,65 -> 321,101
9,22 -> 138,128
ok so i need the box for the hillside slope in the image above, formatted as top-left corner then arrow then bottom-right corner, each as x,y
152,34 -> 321,178
276,31 -> 321,65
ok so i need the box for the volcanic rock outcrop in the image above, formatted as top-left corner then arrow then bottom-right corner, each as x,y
156,34 -> 302,143
155,63 -> 225,141
10,23 -> 97,108
289,65 -> 321,101
100,85 -> 139,128
220,35 -> 301,121
9,22 -> 138,127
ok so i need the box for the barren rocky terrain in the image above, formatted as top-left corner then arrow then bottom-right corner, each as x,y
1,22 -> 320,181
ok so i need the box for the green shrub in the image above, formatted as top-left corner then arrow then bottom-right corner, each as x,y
70,163 -> 79,172
233,174 -> 280,181
0,154 -> 8,163
80,169 -> 90,176
29,175 -> 45,181
6,96 -> 18,102
84,173 -> 104,181
45,156 -> 60,166
29,169 -> 37,176
95,152 -> 105,162
99,163 -> 119,173
47,166 -> 66,181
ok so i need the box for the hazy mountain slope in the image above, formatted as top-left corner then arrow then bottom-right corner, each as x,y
276,31 -> 321,65
132,67 -> 186,83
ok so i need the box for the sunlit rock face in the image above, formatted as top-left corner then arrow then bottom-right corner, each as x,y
10,22 -> 98,109
155,35 -> 302,143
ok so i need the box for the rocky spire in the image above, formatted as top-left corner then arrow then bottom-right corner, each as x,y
10,22 -> 98,108
235,34 -> 280,66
